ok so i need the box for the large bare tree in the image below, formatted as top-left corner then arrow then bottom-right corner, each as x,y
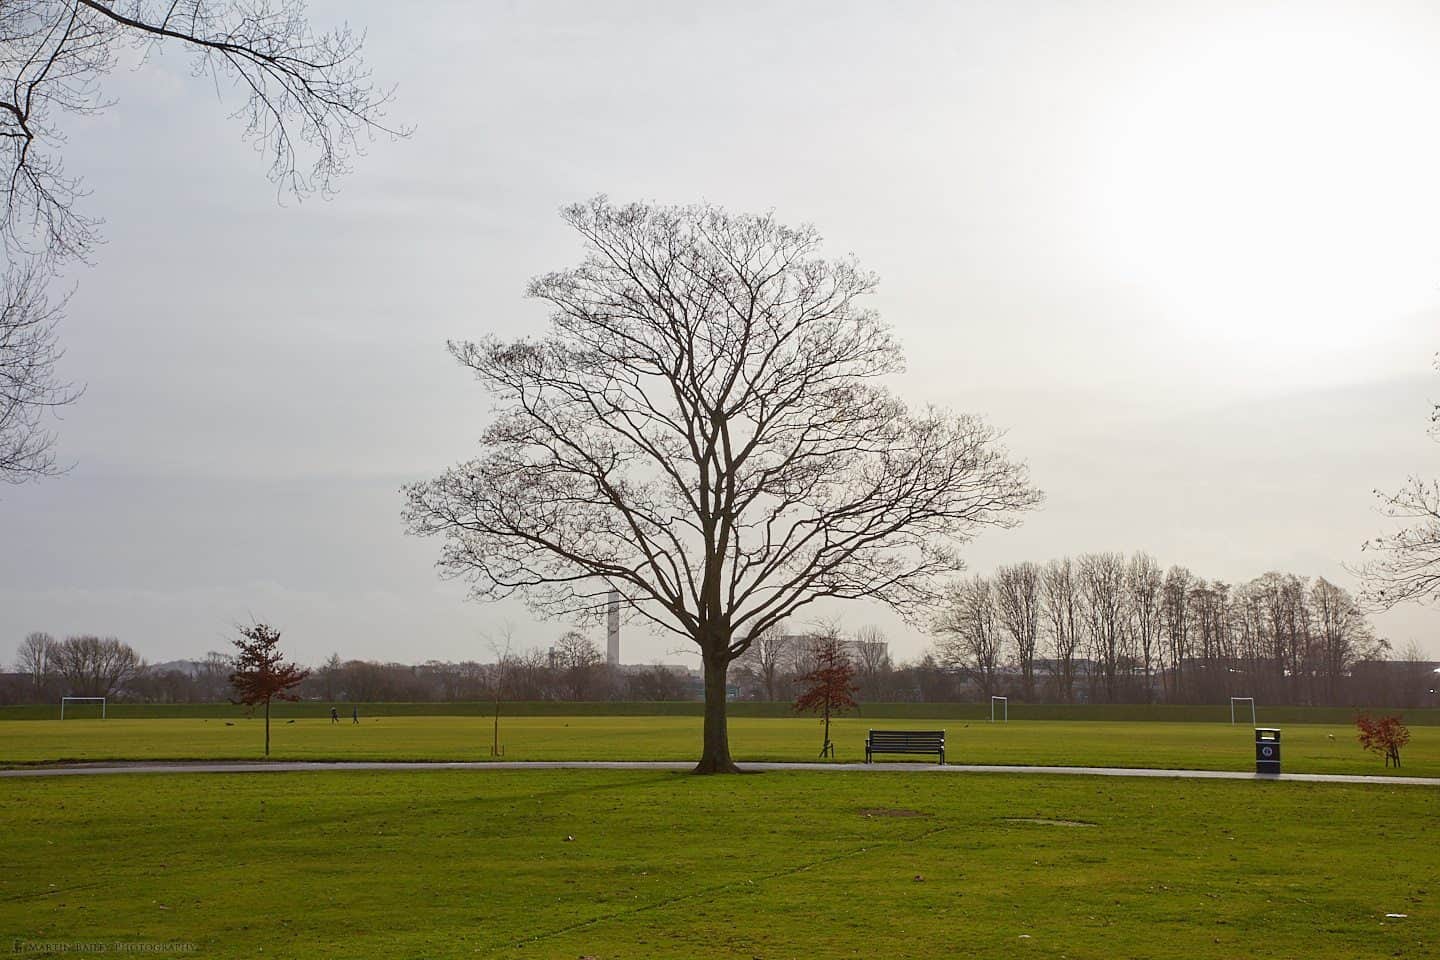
1,0 -> 401,482
3,0 -> 400,258
0,263 -> 75,482
404,198 -> 1040,773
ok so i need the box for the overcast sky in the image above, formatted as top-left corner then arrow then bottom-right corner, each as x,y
3,0 -> 1438,668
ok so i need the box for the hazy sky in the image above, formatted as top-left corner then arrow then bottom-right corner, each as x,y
3,0 -> 1439,668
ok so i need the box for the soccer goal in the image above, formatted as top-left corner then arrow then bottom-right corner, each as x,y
60,696 -> 106,720
1229,697 -> 1256,726
990,695 -> 1008,722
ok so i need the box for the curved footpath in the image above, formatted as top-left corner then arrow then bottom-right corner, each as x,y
0,760 -> 1436,785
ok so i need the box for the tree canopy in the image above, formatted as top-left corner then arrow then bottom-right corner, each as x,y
405,198 -> 1040,771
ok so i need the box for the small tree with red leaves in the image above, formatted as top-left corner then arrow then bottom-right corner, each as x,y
230,623 -> 310,757
1355,712 -> 1411,768
793,630 -> 859,759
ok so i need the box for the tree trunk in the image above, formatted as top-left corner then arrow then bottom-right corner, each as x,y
492,695 -> 501,757
264,697 -> 271,757
694,653 -> 739,774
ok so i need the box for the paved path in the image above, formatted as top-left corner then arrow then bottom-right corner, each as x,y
2,759 -> 1436,785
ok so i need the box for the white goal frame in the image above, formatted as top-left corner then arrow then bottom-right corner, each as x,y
60,696 -> 106,719
1229,697 -> 1256,726
990,695 -> 1008,722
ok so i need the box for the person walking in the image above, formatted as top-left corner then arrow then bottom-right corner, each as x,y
330,706 -> 339,724
352,706 -> 359,724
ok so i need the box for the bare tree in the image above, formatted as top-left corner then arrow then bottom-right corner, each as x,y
850,623 -> 892,698
2,0 -> 402,258
1247,571 -> 1313,702
1,0 -> 403,483
1040,557 -> 1081,702
1361,476 -> 1440,610
1160,565 -> 1195,700
1189,579 -> 1233,700
934,575 -> 1003,700
551,629 -> 602,699
1359,354 -> 1440,609
193,650 -> 234,701
15,630 -> 58,692
481,622 -> 517,757
1311,577 -> 1382,703
1126,552 -> 1163,702
1078,552 -> 1127,702
52,634 -> 140,697
733,624 -> 791,701
404,199 -> 1040,772
0,264 -> 76,482
994,561 -> 1041,699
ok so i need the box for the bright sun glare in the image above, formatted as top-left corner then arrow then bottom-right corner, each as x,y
1086,5 -> 1440,382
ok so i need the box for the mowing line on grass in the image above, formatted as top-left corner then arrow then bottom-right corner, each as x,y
508,821 -> 957,952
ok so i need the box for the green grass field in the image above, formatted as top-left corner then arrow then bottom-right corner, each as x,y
3,715 -> 1436,776
2,769 -> 1435,959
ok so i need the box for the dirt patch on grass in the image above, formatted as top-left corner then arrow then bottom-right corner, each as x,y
1002,817 -> 1096,827
858,807 -> 928,818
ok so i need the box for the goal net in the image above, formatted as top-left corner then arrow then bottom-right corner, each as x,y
1229,697 -> 1256,726
990,695 -> 1008,722
60,697 -> 106,719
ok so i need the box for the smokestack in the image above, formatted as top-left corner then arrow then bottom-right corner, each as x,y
606,590 -> 620,667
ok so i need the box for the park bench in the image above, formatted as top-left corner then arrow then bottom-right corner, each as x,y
864,729 -> 945,765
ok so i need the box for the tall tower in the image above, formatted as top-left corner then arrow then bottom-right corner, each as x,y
606,590 -> 620,666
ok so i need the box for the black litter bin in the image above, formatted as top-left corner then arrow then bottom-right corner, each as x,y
1255,727 -> 1281,774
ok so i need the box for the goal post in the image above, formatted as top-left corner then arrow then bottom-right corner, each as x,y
990,695 -> 1008,722
60,696 -> 106,720
1229,697 -> 1255,726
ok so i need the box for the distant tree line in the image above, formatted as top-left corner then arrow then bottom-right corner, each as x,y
6,577 -> 1432,708
931,553 -> 1408,707
1,629 -> 694,705
10,632 -> 144,700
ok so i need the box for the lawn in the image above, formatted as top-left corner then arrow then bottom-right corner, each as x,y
1,769 -> 1434,958
1,715 -> 1435,777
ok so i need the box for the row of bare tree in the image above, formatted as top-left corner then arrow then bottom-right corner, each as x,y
731,626 -> 900,701
3,630 -> 695,704
303,639 -> 692,704
931,553 -> 1391,705
11,632 -> 142,699
6,581 -> 1416,707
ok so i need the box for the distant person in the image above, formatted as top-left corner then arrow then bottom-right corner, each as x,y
330,707 -> 339,724
352,706 -> 359,725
